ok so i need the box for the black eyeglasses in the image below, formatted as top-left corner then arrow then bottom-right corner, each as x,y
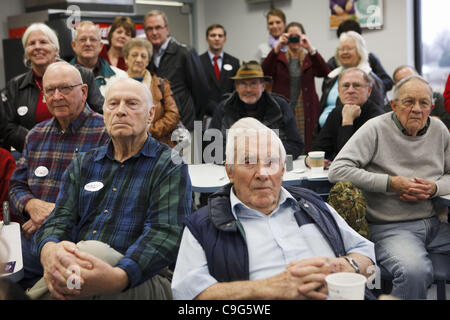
44,84 -> 82,96
340,82 -> 367,91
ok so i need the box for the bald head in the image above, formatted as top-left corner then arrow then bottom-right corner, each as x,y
43,61 -> 83,84
105,78 -> 154,111
393,65 -> 417,84
42,61 -> 87,129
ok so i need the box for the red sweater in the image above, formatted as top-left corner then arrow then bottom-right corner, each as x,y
99,45 -> 128,71
444,73 -> 450,114
0,148 -> 17,222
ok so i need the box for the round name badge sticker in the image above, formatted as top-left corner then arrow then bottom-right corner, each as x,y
17,106 -> 28,116
223,64 -> 233,71
34,166 -> 49,177
84,181 -> 104,192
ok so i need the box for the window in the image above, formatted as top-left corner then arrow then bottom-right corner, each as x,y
418,0 -> 450,93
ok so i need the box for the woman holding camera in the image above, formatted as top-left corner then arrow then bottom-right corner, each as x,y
262,22 -> 330,153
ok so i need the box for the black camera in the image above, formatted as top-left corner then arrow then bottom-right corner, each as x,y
288,34 -> 300,43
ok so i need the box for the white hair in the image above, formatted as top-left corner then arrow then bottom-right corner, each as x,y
74,20 -> 102,40
392,74 -> 434,103
22,23 -> 60,67
104,77 -> 155,125
225,117 -> 286,170
335,31 -> 369,68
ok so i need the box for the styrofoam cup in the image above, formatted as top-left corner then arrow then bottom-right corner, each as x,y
325,272 -> 367,300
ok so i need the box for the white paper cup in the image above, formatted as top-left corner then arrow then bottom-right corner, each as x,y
308,151 -> 325,174
325,272 -> 367,300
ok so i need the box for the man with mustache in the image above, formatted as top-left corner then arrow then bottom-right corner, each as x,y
329,75 -> 450,299
209,60 -> 304,159
172,117 -> 375,300
8,62 -> 109,288
29,78 -> 192,300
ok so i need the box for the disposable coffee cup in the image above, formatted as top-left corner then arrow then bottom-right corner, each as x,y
308,151 -> 325,174
325,272 -> 367,300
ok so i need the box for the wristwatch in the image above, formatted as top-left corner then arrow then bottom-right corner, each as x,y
344,256 -> 360,273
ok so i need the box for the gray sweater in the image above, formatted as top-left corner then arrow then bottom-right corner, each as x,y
328,112 -> 450,224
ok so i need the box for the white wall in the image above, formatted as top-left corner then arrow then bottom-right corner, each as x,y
195,0 -> 414,93
0,0 -> 414,90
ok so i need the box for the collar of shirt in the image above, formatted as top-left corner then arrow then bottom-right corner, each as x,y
50,104 -> 94,134
94,134 -> 158,162
208,51 -> 224,63
391,112 -> 430,136
269,34 -> 287,52
154,36 -> 171,57
230,186 -> 298,220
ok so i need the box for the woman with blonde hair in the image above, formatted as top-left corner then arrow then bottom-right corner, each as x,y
256,8 -> 287,62
122,38 -> 179,147
317,31 -> 385,129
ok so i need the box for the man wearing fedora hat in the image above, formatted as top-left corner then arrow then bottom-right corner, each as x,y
210,60 -> 304,159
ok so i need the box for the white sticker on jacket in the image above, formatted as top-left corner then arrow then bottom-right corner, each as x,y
223,64 -> 233,71
17,106 -> 28,116
84,181 -> 104,192
34,166 -> 49,177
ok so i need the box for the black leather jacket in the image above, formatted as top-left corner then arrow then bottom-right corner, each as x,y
318,71 -> 385,118
210,91 -> 305,159
3,65 -> 104,152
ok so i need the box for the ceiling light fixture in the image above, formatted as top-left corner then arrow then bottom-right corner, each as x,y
135,0 -> 184,7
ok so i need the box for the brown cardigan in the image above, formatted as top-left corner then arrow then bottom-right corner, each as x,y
141,70 -> 180,147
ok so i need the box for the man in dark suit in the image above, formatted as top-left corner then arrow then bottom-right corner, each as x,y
144,10 -> 209,131
144,10 -> 208,163
200,24 -> 240,126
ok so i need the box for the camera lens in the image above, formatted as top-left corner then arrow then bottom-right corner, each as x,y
288,35 -> 300,43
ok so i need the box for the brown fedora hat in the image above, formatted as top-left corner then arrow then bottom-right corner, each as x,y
230,60 -> 272,81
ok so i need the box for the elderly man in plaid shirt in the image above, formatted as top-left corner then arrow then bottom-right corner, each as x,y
28,78 -> 192,300
9,62 -> 109,288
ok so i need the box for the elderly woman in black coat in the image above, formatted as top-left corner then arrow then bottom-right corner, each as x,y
3,23 -> 104,153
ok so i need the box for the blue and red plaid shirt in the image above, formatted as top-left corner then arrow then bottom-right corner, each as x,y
9,105 -> 109,221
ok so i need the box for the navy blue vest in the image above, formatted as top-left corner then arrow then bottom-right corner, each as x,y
185,184 -> 375,299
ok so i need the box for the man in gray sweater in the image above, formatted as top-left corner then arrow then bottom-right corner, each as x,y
328,75 -> 450,300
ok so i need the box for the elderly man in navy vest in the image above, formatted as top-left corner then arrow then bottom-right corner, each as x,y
172,117 -> 376,300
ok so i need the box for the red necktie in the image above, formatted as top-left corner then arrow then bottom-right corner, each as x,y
213,56 -> 220,81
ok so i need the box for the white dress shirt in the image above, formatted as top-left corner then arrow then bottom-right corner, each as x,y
208,50 -> 224,71
153,37 -> 171,68
171,187 -> 375,300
